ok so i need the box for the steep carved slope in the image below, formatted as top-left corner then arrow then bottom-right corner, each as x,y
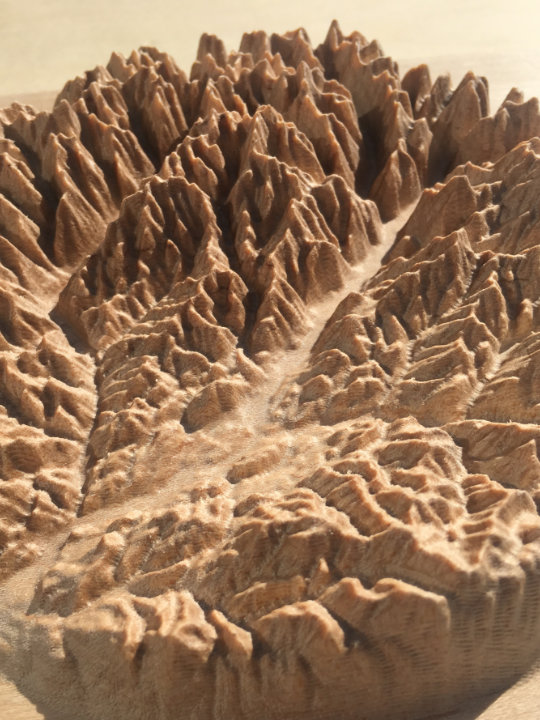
2,21 -> 540,720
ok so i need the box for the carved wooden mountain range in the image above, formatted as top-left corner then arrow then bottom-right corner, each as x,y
1,21 -> 540,720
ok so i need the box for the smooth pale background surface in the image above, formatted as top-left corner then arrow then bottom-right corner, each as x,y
1,0 -> 540,110
1,0 -> 540,718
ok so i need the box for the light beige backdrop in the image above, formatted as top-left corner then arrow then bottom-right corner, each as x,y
1,0 -> 540,110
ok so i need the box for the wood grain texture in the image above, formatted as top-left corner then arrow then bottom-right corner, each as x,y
1,22 -> 540,720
